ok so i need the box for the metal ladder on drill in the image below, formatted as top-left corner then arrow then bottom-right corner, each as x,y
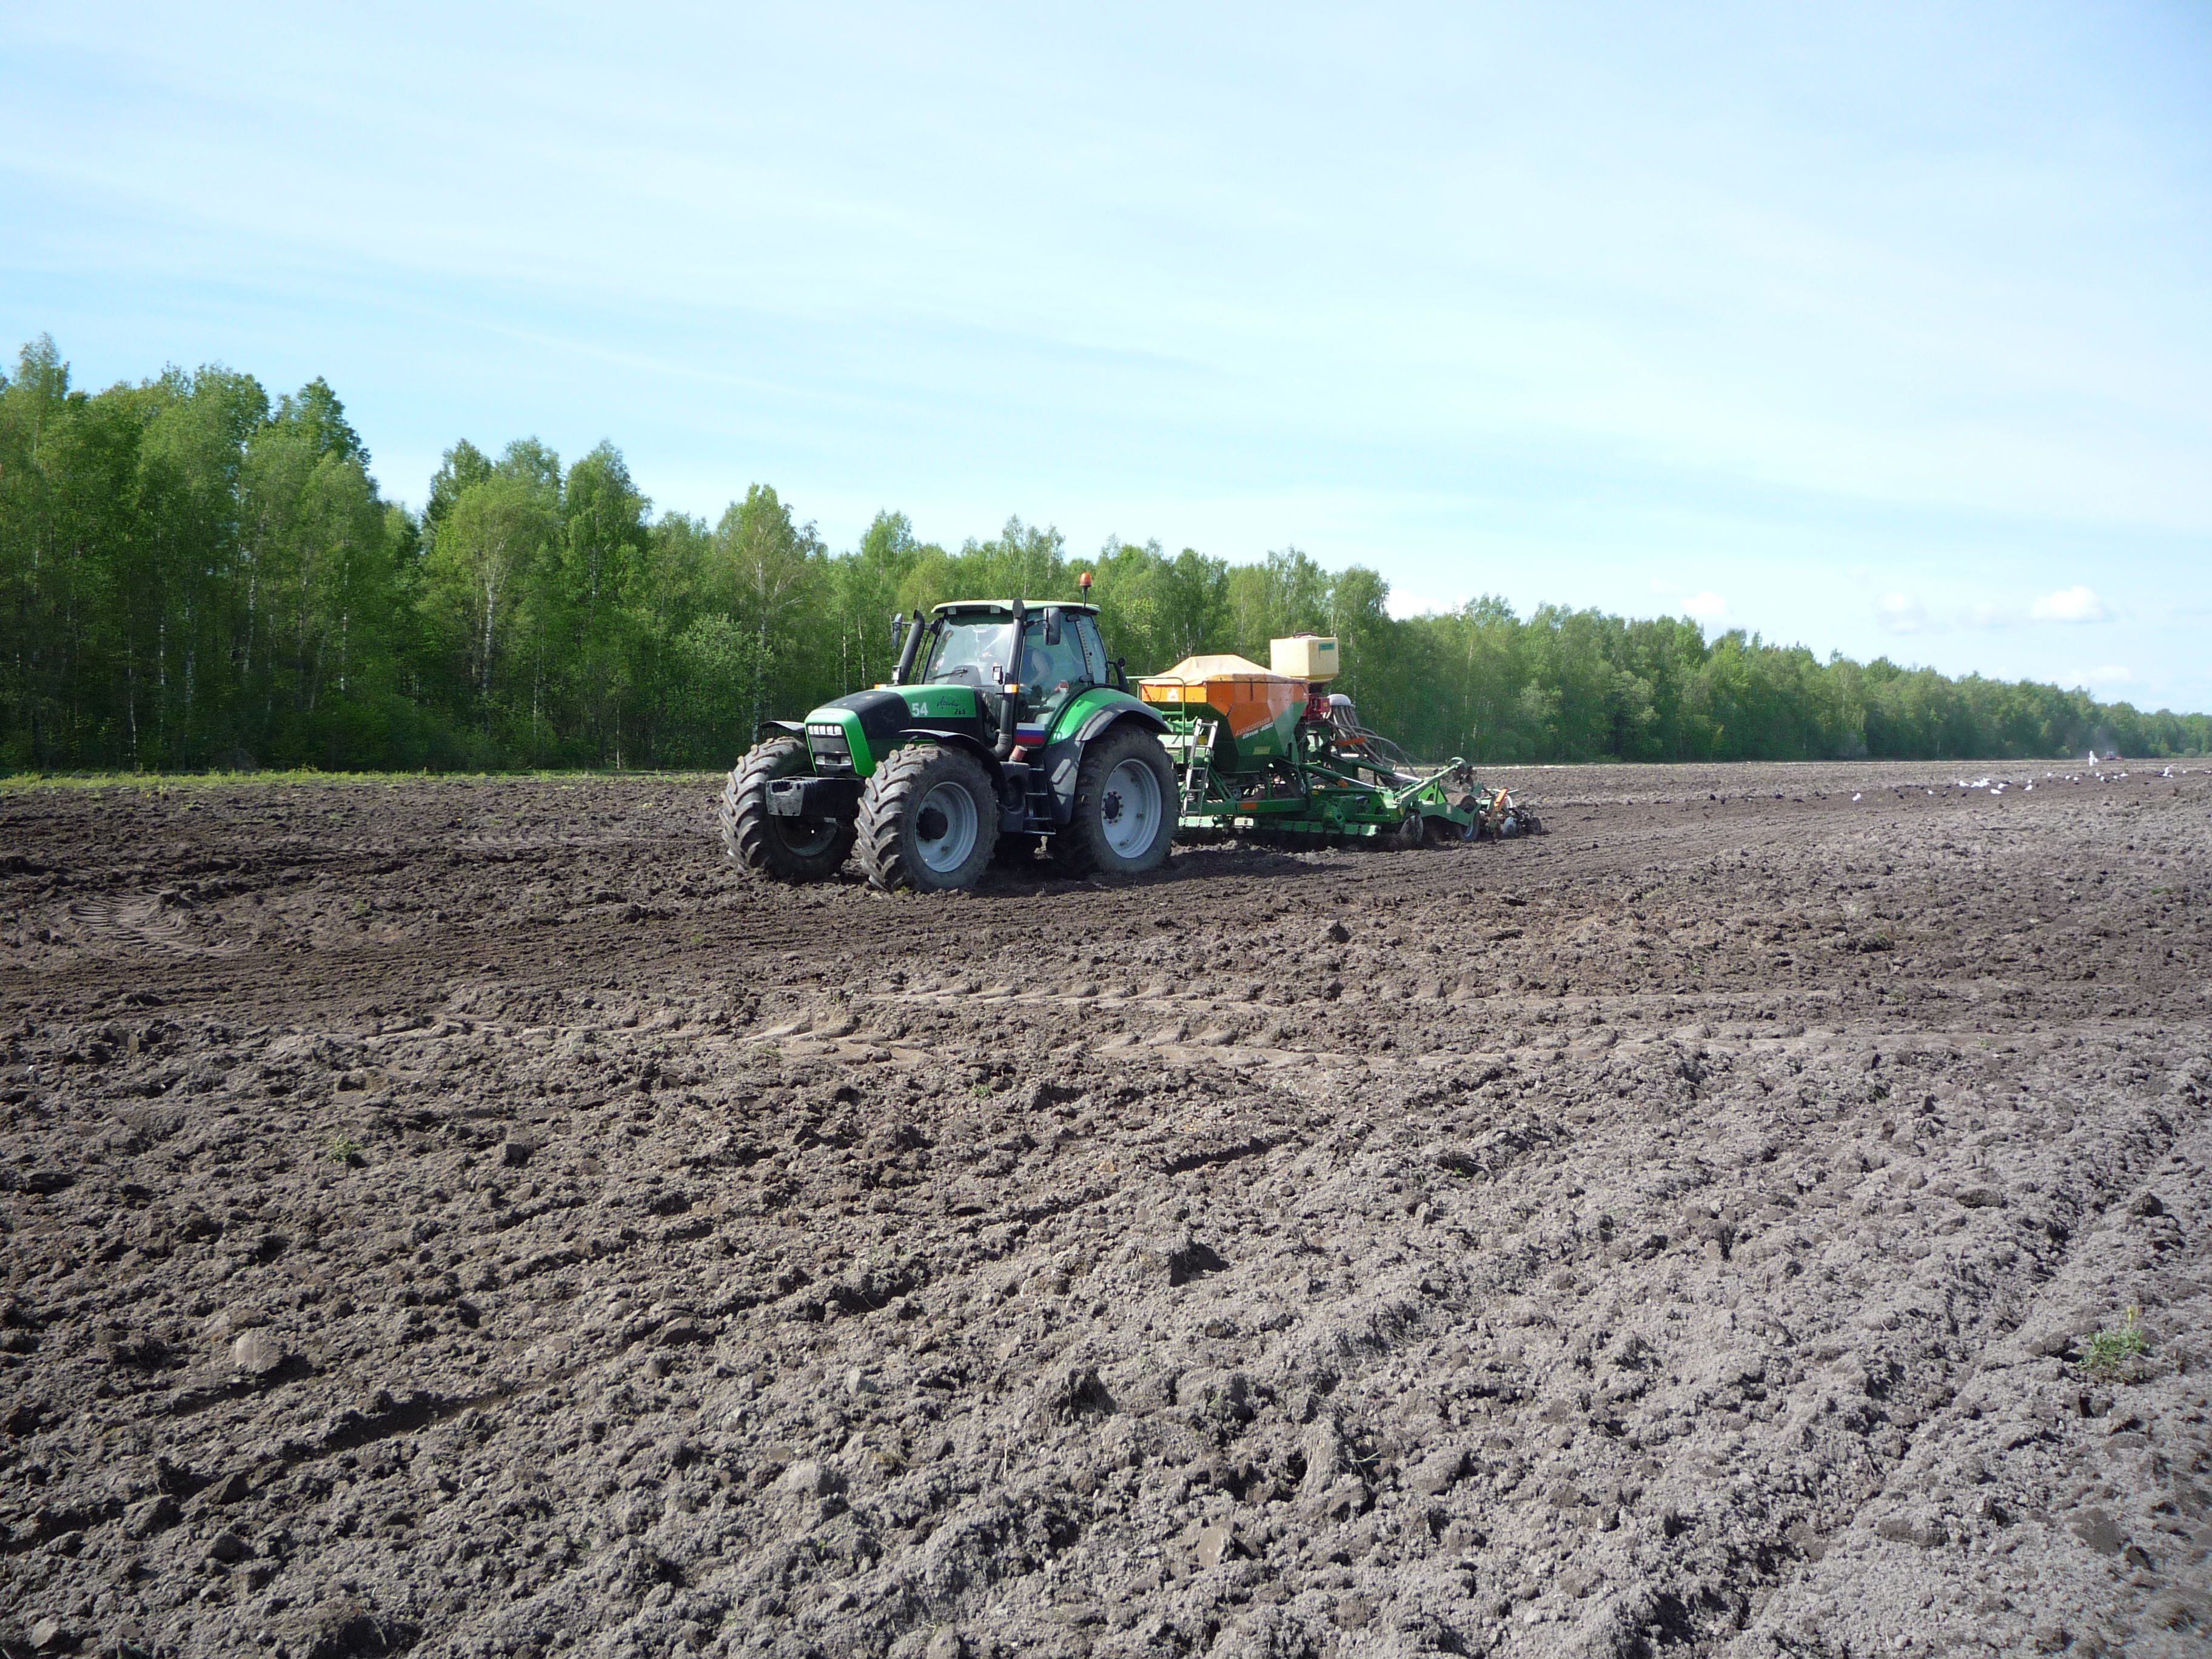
1181,719 -> 1218,816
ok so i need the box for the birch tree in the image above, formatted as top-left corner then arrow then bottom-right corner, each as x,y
711,484 -> 824,732
422,472 -> 557,736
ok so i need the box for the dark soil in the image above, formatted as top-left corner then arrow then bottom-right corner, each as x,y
2,760 -> 2207,1659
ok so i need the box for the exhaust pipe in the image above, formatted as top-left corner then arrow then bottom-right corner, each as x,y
890,609 -> 925,685
994,598 -> 1025,760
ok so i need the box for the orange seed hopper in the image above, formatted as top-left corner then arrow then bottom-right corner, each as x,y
1138,655 -> 1306,768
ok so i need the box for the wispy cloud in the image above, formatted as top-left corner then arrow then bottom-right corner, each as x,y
1875,592 -> 1926,634
1962,586 -> 2111,629
2029,586 -> 2108,623
1680,592 -> 1729,625
2066,663 -> 2134,686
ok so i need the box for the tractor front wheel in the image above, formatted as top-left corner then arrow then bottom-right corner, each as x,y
720,736 -> 856,882
856,743 -> 1000,893
1052,726 -> 1175,877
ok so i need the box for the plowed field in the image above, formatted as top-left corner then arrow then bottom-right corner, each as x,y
2,760 -> 2207,1659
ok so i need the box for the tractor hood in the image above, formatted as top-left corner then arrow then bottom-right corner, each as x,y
804,685 -> 987,776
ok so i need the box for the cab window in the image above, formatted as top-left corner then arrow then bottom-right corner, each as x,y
1019,614 -> 1090,717
1074,615 -> 1107,683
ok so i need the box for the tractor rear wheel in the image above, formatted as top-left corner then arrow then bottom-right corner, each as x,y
1051,725 -> 1175,877
856,743 -> 999,893
720,736 -> 856,883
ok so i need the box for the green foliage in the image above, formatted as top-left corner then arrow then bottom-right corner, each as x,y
2080,1308 -> 2150,1381
4,336 -> 2205,774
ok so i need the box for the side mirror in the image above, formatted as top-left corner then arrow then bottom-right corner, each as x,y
1043,609 -> 1062,646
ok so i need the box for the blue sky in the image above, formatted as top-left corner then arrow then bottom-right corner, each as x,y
5,2 -> 2208,710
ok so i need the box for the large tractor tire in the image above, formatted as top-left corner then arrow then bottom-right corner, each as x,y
720,736 -> 856,883
856,743 -> 1000,893
1051,725 -> 1175,877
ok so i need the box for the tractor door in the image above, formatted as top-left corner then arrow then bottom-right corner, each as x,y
1017,611 -> 1093,726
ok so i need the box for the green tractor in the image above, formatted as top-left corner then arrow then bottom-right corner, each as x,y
720,595 -> 1176,892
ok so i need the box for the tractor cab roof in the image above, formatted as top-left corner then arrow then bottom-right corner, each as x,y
931,600 -> 1100,618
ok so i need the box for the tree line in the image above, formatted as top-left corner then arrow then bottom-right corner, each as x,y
3,338 -> 2204,774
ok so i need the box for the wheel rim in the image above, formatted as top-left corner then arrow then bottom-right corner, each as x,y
913,780 -> 979,874
1099,758 -> 1164,858
774,816 -> 841,858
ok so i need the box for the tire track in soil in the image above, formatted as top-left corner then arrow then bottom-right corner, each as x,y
0,763 -> 2205,1659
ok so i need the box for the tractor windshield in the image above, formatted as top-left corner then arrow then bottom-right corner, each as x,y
922,617 -> 1014,688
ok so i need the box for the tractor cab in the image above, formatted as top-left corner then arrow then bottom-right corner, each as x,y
907,602 -> 1116,729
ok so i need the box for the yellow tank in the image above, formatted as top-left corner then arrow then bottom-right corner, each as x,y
1269,634 -> 1338,681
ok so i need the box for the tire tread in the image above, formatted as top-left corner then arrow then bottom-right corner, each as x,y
719,736 -> 854,882
856,743 -> 997,893
1050,725 -> 1175,877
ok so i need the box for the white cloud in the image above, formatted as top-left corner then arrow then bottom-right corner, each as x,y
1680,591 -> 1729,624
1874,592 -> 1926,634
1963,586 -> 2111,628
2030,586 -> 2108,623
2066,664 -> 2134,686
